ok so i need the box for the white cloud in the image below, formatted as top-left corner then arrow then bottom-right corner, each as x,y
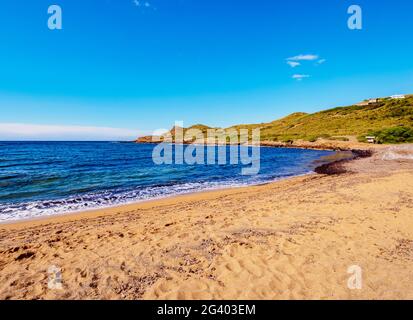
287,61 -> 300,68
292,74 -> 310,81
133,0 -> 151,7
287,54 -> 319,61
0,123 -> 141,141
285,54 -> 325,79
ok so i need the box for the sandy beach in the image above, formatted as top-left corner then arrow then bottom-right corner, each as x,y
1,144 -> 413,300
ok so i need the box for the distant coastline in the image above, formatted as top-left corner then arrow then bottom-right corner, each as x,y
135,138 -> 380,152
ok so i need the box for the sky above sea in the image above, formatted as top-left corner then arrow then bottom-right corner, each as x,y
0,0 -> 412,140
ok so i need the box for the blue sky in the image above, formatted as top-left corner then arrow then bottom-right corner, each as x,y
0,0 -> 412,140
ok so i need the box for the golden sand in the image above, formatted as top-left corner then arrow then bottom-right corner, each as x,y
0,145 -> 412,300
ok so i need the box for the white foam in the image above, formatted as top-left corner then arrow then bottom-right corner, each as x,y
0,180 -> 247,222
0,172 -> 312,223
382,145 -> 413,161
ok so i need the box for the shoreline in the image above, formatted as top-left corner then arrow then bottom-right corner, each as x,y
134,135 -> 385,152
0,145 -> 364,227
314,149 -> 373,175
0,174 -> 312,230
1,145 -> 413,299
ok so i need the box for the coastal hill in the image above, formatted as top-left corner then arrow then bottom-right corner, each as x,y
136,95 -> 413,144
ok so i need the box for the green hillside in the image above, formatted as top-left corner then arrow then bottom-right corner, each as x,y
138,95 -> 413,144
227,95 -> 413,143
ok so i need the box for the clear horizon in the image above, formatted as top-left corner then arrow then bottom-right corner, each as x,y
1,0 -> 413,141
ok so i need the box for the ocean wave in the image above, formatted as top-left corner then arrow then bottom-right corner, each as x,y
0,142 -> 334,222
0,160 -> 66,168
0,180 -> 245,222
0,171 -> 315,222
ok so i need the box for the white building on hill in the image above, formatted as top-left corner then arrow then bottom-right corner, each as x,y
390,94 -> 405,99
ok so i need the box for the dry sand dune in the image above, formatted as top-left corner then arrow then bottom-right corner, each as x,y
0,145 -> 413,300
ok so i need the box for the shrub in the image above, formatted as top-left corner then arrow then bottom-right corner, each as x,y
328,136 -> 350,142
357,135 -> 367,143
389,106 -> 413,118
372,126 -> 413,144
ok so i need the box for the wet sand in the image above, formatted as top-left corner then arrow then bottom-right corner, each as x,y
1,145 -> 413,300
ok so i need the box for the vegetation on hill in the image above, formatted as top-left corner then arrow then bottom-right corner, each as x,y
245,96 -> 413,143
225,96 -> 413,143
359,126 -> 413,144
137,95 -> 413,144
